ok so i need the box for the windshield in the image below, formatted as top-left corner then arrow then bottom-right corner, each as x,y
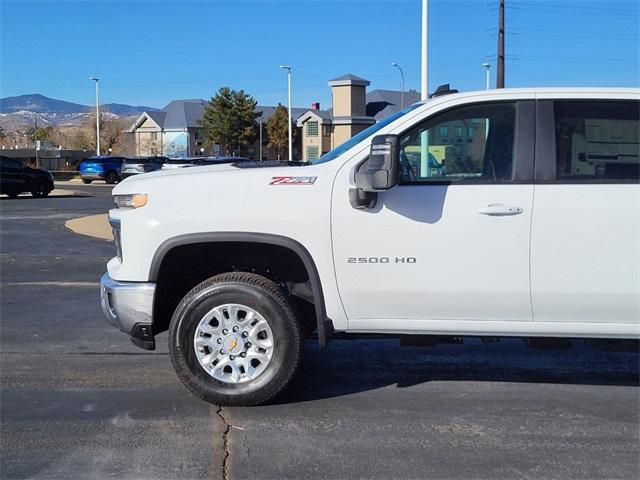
311,103 -> 422,165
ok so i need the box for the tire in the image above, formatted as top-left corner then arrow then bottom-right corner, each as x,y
82,179 -> 92,184
6,191 -> 19,198
106,171 -> 118,184
31,179 -> 50,198
169,272 -> 304,406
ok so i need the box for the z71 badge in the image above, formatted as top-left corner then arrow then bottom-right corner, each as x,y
270,176 -> 317,185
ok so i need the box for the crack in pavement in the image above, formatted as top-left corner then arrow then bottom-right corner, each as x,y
215,406 -> 246,480
216,406 -> 232,480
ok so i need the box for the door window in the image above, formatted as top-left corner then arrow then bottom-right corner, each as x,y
399,103 -> 516,183
0,158 -> 22,171
554,100 -> 639,181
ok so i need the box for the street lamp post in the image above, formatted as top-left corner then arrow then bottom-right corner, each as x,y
279,65 -> 292,161
482,63 -> 491,90
89,77 -> 100,156
421,0 -> 428,100
34,114 -> 39,168
391,62 -> 405,109
258,118 -> 263,161
420,0 -> 429,178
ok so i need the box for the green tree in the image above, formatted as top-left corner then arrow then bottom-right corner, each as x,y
266,104 -> 289,159
200,87 -> 259,156
26,126 -> 54,142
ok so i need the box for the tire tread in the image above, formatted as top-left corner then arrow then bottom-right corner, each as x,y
168,272 -> 304,406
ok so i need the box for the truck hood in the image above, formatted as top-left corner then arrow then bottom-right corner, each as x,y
112,161 -> 321,195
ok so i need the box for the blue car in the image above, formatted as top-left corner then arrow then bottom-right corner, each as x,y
79,156 -> 126,184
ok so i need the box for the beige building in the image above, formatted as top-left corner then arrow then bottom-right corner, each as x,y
128,100 -> 306,160
296,74 -> 420,162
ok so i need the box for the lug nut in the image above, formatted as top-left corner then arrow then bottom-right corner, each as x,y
217,338 -> 222,344
233,326 -> 239,332
240,352 -> 246,358
230,355 -> 235,360
245,342 -> 252,348
220,349 -> 225,355
222,329 -> 228,335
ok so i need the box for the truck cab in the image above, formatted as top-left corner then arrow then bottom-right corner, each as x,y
100,88 -> 640,406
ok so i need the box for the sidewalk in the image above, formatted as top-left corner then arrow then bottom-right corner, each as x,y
65,214 -> 112,240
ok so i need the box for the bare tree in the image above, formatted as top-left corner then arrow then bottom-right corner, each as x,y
69,109 -> 129,154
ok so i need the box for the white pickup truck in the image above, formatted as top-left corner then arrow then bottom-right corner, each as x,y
101,87 -> 640,406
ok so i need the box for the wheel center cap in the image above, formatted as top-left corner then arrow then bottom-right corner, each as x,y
223,335 -> 242,354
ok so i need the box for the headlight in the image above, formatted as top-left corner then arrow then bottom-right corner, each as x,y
114,193 -> 148,209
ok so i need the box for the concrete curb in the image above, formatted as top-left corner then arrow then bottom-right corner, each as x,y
2,189 -> 89,199
65,214 -> 113,241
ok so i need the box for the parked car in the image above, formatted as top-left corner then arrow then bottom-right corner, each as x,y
161,156 -> 251,170
160,157 -> 201,170
101,87 -> 640,406
198,156 -> 251,166
121,156 -> 169,179
79,156 -> 126,184
0,156 -> 54,198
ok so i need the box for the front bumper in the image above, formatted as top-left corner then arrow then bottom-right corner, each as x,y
120,173 -> 138,179
100,273 -> 156,350
81,173 -> 105,180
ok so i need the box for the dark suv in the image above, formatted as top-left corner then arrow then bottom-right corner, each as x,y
0,156 -> 54,198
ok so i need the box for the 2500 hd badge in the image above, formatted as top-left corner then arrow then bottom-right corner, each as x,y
347,257 -> 417,264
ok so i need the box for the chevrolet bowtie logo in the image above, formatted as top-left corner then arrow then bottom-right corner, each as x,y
229,338 -> 238,352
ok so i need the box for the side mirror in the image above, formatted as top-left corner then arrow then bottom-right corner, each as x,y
350,134 -> 401,209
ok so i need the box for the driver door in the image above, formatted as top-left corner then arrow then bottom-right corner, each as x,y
332,100 -> 535,331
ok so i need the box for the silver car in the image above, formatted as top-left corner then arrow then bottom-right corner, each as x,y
120,156 -> 168,179
161,156 -> 251,170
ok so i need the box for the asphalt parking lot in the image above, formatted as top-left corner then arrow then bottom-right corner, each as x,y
1,182 -> 639,480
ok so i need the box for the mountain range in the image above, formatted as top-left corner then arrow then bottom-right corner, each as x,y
0,94 -> 158,131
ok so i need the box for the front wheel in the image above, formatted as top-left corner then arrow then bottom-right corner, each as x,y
82,179 -> 92,184
169,272 -> 304,406
31,179 -> 51,198
105,171 -> 118,184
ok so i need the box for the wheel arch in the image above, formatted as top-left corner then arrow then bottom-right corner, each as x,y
150,232 -> 333,347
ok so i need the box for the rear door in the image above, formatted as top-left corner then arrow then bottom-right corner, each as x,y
531,97 -> 640,328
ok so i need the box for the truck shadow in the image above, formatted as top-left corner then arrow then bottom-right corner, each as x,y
274,338 -> 639,404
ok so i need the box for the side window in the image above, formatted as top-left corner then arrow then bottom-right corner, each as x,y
306,146 -> 319,161
1,158 -> 21,170
554,100 -> 639,181
307,121 -> 319,137
399,102 -> 516,183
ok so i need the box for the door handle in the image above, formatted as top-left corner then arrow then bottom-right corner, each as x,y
476,203 -> 523,216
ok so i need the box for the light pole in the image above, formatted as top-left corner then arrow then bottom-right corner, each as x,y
421,0 -> 428,100
420,0 -> 429,177
258,118 -> 263,161
89,77 -> 100,156
482,63 -> 491,90
391,62 -> 405,109
279,65 -> 292,161
482,63 -> 491,139
34,113 -> 39,168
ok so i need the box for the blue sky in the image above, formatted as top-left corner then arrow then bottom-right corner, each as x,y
1,0 -> 638,109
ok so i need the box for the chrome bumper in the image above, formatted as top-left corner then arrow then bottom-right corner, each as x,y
100,273 -> 155,335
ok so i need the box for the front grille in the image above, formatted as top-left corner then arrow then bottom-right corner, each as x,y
109,217 -> 122,260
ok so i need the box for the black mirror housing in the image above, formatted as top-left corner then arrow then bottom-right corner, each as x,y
354,134 -> 401,192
